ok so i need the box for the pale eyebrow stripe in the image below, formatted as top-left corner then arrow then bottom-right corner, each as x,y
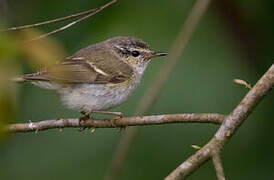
114,45 -> 151,53
71,57 -> 85,60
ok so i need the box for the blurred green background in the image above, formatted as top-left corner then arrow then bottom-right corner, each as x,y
0,0 -> 273,179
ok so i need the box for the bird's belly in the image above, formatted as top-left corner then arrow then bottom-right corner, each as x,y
59,83 -> 137,113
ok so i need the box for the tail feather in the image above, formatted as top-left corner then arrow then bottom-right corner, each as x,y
12,73 -> 59,90
12,76 -> 27,83
12,73 -> 49,83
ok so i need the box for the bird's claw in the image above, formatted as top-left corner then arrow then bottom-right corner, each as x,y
109,113 -> 127,131
78,113 -> 90,132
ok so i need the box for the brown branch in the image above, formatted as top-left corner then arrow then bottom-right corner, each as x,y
165,63 -> 274,180
4,113 -> 225,133
1,8 -> 96,32
104,0 -> 212,179
212,154 -> 225,180
20,0 -> 117,43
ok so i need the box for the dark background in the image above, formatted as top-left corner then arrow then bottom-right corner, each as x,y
0,0 -> 273,179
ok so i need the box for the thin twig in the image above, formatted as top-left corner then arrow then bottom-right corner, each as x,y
212,154 -> 225,180
4,113 -> 225,133
233,79 -> 252,89
105,0 -> 212,179
1,9 -> 96,32
165,64 -> 274,180
22,0 -> 117,43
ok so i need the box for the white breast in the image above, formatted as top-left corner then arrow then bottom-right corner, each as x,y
59,70 -> 144,113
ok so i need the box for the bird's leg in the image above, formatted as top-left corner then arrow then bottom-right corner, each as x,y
92,110 -> 124,118
78,111 -> 90,131
91,110 -> 124,128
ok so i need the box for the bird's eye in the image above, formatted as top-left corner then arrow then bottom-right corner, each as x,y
131,50 -> 140,57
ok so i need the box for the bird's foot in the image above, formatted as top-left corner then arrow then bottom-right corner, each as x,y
110,112 -> 127,131
78,111 -> 90,131
92,110 -> 126,130
110,115 -> 127,132
116,125 -> 127,132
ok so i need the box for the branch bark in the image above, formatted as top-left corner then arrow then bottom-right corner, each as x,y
212,153 -> 225,180
23,0 -> 117,43
165,63 -> 274,180
1,8 -> 96,32
1,0 -> 118,43
4,113 -> 225,133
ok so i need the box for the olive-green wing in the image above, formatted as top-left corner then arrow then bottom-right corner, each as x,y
22,54 -> 133,85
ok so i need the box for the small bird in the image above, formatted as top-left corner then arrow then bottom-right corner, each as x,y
15,36 -> 167,122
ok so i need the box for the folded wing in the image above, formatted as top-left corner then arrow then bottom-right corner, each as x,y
22,53 -> 134,85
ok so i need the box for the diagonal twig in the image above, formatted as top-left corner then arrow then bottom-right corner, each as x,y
1,8 -> 96,32
212,153 -> 225,180
165,63 -> 274,180
19,0 -> 117,43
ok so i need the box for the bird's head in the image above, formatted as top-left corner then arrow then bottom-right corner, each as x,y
106,36 -> 167,73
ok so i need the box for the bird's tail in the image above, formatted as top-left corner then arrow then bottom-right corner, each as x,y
11,76 -> 27,83
12,73 -> 47,83
11,73 -> 59,90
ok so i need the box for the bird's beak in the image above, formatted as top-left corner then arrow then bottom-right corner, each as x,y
147,51 -> 168,60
